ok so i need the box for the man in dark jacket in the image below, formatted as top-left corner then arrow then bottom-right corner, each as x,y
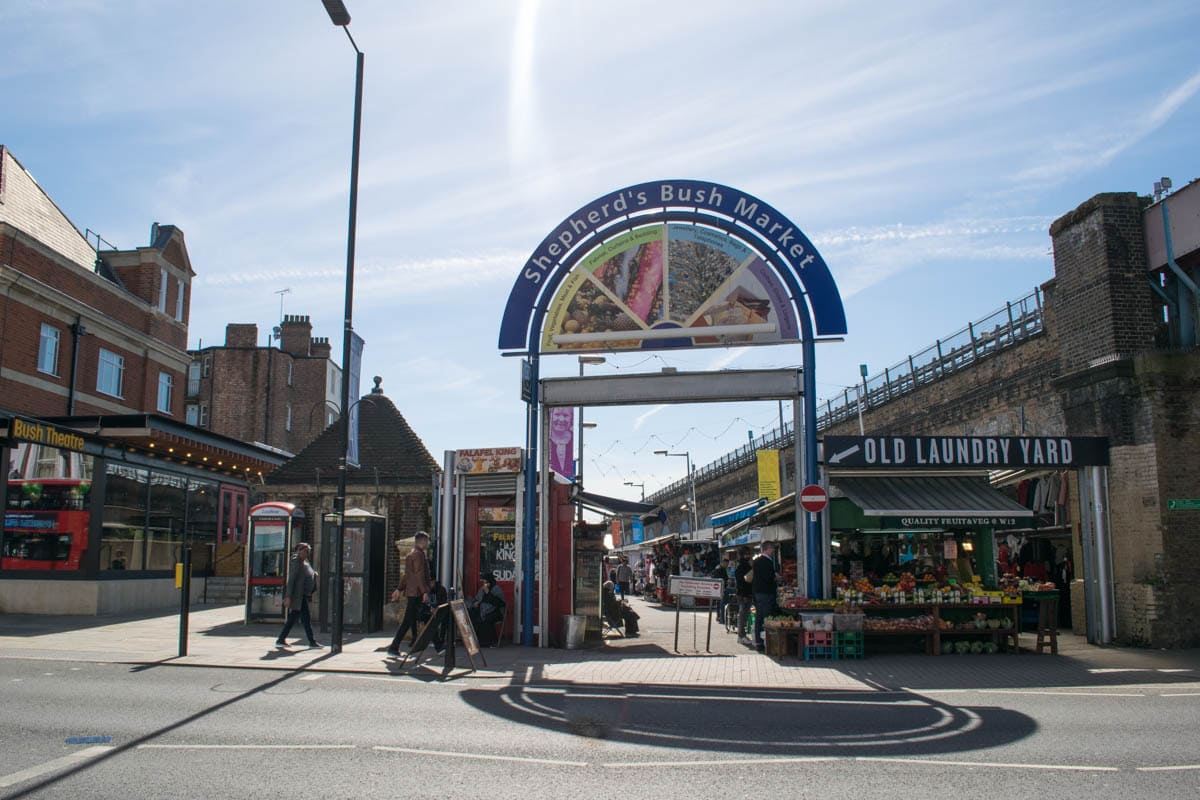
734,549 -> 755,645
276,542 -> 320,648
387,531 -> 433,656
751,542 -> 778,652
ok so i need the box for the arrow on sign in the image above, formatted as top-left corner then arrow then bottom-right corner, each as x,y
828,444 -> 860,465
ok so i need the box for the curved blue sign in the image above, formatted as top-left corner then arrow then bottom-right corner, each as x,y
498,179 -> 846,352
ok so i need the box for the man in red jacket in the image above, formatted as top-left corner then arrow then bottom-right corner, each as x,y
386,531 -> 433,657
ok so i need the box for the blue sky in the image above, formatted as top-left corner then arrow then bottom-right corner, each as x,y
6,1 -> 1200,507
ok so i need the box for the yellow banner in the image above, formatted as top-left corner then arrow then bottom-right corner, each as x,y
757,450 -> 780,502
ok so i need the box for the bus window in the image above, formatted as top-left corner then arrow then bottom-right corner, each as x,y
3,479 -> 91,570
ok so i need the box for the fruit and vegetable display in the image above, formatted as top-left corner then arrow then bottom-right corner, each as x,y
863,615 -> 934,632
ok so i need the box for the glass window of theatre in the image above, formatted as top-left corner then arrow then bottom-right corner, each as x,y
4,444 -> 95,571
186,478 -> 219,571
102,464 -> 148,570
147,472 -> 186,570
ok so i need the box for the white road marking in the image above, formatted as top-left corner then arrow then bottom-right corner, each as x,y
298,675 -> 324,682
524,688 -> 917,707
989,690 -> 1144,697
373,745 -> 587,767
604,756 -> 836,768
1160,692 -> 1200,697
0,745 -> 113,789
137,744 -> 354,750
1136,764 -> 1200,772
856,756 -> 1118,772
43,673 -> 55,676
1157,669 -> 1192,673
1089,668 -> 1150,674
69,667 -> 81,671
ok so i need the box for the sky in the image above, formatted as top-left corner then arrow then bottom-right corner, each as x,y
5,1 -> 1200,510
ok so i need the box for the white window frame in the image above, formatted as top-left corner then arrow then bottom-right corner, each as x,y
287,361 -> 294,386
157,371 -> 173,414
186,404 -> 199,426
202,354 -> 211,377
159,268 -> 168,312
187,361 -> 201,396
199,404 -> 209,427
38,323 -> 60,376
285,403 -> 292,432
174,279 -> 185,321
97,348 -> 124,398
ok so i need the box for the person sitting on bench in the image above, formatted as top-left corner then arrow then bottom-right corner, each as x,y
602,580 -> 640,637
468,572 -> 506,646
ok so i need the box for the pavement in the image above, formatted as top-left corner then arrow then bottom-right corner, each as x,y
2,595 -> 1199,692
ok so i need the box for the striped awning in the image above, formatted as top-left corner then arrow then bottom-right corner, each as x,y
834,475 -> 1034,518
710,498 -> 765,528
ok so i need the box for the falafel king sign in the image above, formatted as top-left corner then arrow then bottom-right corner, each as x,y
498,180 -> 847,354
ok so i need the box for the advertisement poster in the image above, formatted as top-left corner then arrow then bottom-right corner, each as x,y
757,449 -> 781,502
547,408 -> 575,478
455,447 -> 522,475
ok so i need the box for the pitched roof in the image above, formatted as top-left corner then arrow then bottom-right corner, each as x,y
266,383 -> 440,486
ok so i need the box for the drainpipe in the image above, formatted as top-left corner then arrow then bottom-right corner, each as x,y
67,317 -> 87,415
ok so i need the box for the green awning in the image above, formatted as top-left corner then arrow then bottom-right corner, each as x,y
834,475 -> 1034,518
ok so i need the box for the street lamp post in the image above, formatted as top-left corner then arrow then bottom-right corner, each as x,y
576,356 -> 605,524
323,0 -> 364,655
654,450 -> 696,534
624,481 -> 645,501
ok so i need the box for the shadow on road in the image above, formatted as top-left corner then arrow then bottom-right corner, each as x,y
459,681 -> 1035,758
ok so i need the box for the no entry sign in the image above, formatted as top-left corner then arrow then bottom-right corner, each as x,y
799,484 -> 828,513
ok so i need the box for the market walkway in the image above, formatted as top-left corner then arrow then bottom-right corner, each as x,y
2,596 -> 1198,692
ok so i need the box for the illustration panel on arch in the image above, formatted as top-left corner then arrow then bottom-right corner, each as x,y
542,223 -> 798,352
541,227 -> 662,352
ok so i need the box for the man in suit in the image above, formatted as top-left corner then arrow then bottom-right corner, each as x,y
751,541 -> 778,652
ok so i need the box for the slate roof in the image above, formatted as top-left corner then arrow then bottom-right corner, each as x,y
266,381 -> 440,486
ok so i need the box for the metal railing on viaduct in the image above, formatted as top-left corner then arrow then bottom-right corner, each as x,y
646,287 -> 1045,507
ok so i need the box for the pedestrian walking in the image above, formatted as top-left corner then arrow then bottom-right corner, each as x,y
615,558 -> 634,599
751,541 -> 779,652
386,531 -> 433,657
275,542 -> 321,648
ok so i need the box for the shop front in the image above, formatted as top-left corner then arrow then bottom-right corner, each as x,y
1,413 -> 283,615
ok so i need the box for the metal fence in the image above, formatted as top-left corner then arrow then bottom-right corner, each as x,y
646,287 -> 1045,504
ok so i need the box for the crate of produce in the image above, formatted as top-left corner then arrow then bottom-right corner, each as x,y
803,630 -> 833,648
833,613 -> 864,631
764,629 -> 789,658
802,645 -> 835,661
800,613 -> 834,632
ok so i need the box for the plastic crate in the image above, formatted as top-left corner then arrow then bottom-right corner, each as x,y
802,645 -> 835,661
835,631 -> 864,647
800,613 -> 834,632
833,613 -> 864,631
803,630 -> 834,648
836,645 -> 865,660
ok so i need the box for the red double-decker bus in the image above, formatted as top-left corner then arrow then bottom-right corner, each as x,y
2,479 -> 91,570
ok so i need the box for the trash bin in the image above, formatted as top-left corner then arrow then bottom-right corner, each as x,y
564,614 -> 587,649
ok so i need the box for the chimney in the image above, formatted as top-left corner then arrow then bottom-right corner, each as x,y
279,314 -> 313,356
225,323 -> 259,348
310,336 -> 332,358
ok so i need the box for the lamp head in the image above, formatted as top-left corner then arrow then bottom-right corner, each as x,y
322,0 -> 351,25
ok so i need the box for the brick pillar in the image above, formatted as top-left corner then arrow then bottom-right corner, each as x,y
1049,192 -> 1157,374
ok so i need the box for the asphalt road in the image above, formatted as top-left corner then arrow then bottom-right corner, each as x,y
1,658 -> 1197,799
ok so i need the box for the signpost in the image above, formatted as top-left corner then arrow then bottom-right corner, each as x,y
1167,499 -> 1200,511
669,576 -> 723,654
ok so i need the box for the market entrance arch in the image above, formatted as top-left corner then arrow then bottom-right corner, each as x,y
498,180 -> 848,645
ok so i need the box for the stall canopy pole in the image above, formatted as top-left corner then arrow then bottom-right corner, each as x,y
792,393 -> 806,598
802,325 -> 822,599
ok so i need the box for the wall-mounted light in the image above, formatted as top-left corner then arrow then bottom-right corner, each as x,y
168,447 -> 175,453
962,541 -> 975,552
148,443 -> 155,448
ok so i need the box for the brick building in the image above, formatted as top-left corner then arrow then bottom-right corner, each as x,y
261,377 -> 441,607
0,145 -> 285,614
187,316 -> 342,455
647,181 -> 1200,648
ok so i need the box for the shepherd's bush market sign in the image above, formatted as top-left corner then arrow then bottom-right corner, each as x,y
10,418 -> 86,452
824,435 -> 1109,469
